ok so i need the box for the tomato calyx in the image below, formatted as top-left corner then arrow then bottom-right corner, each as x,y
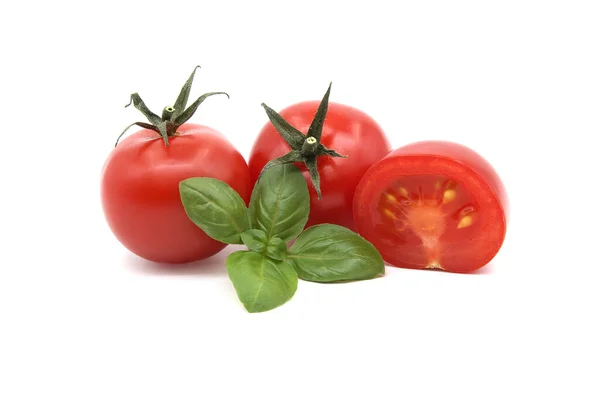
258,82 -> 347,198
115,65 -> 229,147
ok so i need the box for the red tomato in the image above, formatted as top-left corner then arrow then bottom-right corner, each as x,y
248,101 -> 391,230
353,141 -> 508,273
101,124 -> 251,264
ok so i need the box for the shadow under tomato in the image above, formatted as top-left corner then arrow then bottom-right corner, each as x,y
470,262 -> 496,275
124,245 -> 244,277
381,261 -> 496,275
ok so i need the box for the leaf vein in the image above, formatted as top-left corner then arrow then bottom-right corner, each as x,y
265,167 -> 286,239
187,186 -> 245,233
249,256 -> 267,312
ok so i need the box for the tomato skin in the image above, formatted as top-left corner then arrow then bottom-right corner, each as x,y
248,101 -> 391,230
101,124 -> 251,264
353,141 -> 508,273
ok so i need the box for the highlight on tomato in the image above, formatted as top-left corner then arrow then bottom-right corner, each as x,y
101,66 -> 251,264
248,83 -> 391,231
353,141 -> 508,273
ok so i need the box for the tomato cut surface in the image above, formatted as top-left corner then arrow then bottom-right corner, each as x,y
353,141 -> 508,273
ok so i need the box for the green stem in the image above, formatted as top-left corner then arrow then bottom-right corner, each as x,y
162,106 -> 175,121
302,137 -> 319,155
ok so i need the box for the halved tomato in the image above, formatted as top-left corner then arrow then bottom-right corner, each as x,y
353,141 -> 508,273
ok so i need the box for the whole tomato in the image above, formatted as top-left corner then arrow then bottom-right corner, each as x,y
248,84 -> 391,230
353,140 -> 509,273
101,67 -> 251,264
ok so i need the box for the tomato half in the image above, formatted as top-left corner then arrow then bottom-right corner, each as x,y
353,141 -> 508,273
101,124 -> 251,264
249,101 -> 391,230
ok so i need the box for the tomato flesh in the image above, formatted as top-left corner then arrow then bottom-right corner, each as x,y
354,141 -> 507,273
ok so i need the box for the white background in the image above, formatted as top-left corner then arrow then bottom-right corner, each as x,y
1,0 -> 599,398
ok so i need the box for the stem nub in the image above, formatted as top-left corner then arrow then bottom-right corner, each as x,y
302,137 -> 319,155
162,106 -> 175,121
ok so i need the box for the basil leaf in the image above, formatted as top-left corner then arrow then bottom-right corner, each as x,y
226,251 -> 298,313
249,164 -> 309,242
265,237 -> 287,261
287,224 -> 385,283
240,229 -> 268,253
179,177 -> 250,245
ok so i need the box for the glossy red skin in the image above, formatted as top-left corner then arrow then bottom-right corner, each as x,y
249,101 -> 391,230
353,141 -> 508,273
101,124 -> 251,264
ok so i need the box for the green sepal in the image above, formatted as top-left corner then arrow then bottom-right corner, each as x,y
125,93 -> 162,125
173,91 -> 229,126
258,150 -> 305,182
172,65 -> 200,121
305,156 -> 321,198
115,121 -> 157,147
306,82 -> 331,141
260,103 -> 305,150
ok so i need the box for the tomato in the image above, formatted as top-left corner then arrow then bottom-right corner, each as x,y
353,141 -> 508,273
101,66 -> 251,264
248,91 -> 391,230
101,124 -> 251,264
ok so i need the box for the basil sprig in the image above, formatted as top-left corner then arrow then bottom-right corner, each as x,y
179,164 -> 385,313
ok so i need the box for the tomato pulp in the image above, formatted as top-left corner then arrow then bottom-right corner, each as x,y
353,141 -> 508,273
101,124 -> 251,264
249,101 -> 391,230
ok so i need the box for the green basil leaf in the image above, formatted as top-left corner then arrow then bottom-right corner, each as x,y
265,237 -> 287,261
226,251 -> 298,313
287,224 -> 385,283
249,164 -> 309,242
179,177 -> 250,245
240,229 -> 268,253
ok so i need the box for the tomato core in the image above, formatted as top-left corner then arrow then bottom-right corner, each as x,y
376,174 -> 479,270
